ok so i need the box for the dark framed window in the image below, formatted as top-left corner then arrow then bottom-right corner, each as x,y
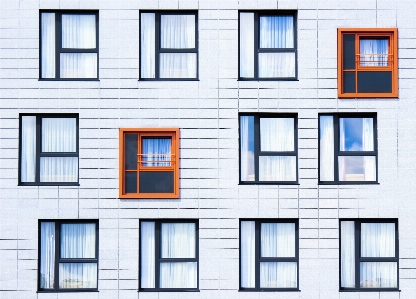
119,128 -> 180,199
40,10 -> 99,80
337,28 -> 398,98
38,220 -> 99,292
340,219 -> 399,291
140,11 -> 198,80
319,113 -> 377,184
239,11 -> 297,80
139,220 -> 199,291
239,113 -> 298,184
19,114 -> 79,185
240,219 -> 299,291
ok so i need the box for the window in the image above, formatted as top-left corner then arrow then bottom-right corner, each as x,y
319,114 -> 377,184
140,11 -> 198,80
337,28 -> 398,98
140,220 -> 199,291
19,114 -> 79,185
38,220 -> 98,292
40,11 -> 99,79
239,11 -> 297,80
240,219 -> 299,291
119,128 -> 179,198
239,114 -> 298,184
340,219 -> 398,290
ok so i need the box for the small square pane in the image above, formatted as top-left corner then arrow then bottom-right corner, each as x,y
160,262 -> 197,288
260,262 -> 297,288
62,14 -> 96,49
142,138 -> 172,166
259,16 -> 294,48
260,118 -> 294,151
59,263 -> 97,288
261,223 -> 295,257
360,38 -> 388,66
160,15 -> 195,49
360,262 -> 397,288
339,118 -> 374,151
338,156 -> 376,181
361,223 -> 395,257
161,223 -> 195,258
42,118 -> 77,152
60,223 -> 96,258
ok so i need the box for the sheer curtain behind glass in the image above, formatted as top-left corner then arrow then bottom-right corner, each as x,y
319,116 -> 334,181
141,13 -> 156,78
360,39 -> 388,66
142,138 -> 171,166
340,221 -> 355,288
21,116 -> 36,182
40,222 -> 55,289
240,221 -> 255,288
239,13 -> 254,78
141,222 -> 155,288
41,13 -> 55,78
240,116 -> 255,181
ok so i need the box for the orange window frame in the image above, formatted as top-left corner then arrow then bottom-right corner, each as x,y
119,128 -> 180,199
337,28 -> 398,98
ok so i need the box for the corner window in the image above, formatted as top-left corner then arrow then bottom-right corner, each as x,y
319,114 -> 377,184
140,11 -> 198,80
340,220 -> 398,290
239,114 -> 298,184
239,11 -> 297,80
19,114 -> 79,185
140,220 -> 199,291
119,128 -> 179,198
338,28 -> 398,98
240,219 -> 299,291
38,220 -> 98,292
40,11 -> 99,79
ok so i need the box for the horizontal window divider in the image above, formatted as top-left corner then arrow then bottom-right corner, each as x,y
358,257 -> 398,262
159,258 -> 197,262
259,152 -> 296,156
159,49 -> 197,53
337,152 -> 376,155
258,257 -> 298,262
39,153 -> 78,156
58,259 -> 98,263
59,49 -> 97,52
259,48 -> 296,52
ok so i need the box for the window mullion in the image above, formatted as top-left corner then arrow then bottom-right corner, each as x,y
355,221 -> 360,289
253,12 -> 259,79
333,116 -> 339,182
155,13 -> 160,79
255,221 -> 260,289
155,221 -> 161,289
36,116 -> 42,183
54,221 -> 60,290
55,13 -> 61,79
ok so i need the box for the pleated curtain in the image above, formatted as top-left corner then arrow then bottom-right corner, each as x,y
360,39 -> 388,66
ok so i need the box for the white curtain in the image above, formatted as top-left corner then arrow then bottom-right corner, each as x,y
140,13 -> 155,78
360,262 -> 397,288
141,222 -> 155,288
319,116 -> 334,181
161,15 -> 195,48
259,156 -> 296,181
261,223 -> 295,257
59,263 -> 97,288
40,157 -> 78,182
259,53 -> 295,78
142,138 -> 171,167
160,262 -> 197,288
60,53 -> 97,78
41,13 -> 55,78
240,221 -> 255,288
159,53 -> 197,78
40,222 -> 55,289
363,118 -> 376,181
260,262 -> 297,288
239,12 -> 254,78
21,116 -> 36,182
240,116 -> 255,181
360,39 -> 388,66
340,221 -> 355,288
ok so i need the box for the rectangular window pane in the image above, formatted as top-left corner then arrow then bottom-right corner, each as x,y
360,38 -> 388,66
62,14 -> 96,49
60,53 -> 97,78
240,221 -> 255,288
41,13 -> 55,78
40,157 -> 78,182
361,223 -> 395,257
319,115 -> 334,181
125,172 -> 137,193
159,53 -> 197,78
338,156 -> 376,181
140,13 -> 156,78
21,116 -> 36,182
59,263 -> 97,288
140,222 -> 155,288
258,53 -> 295,78
360,262 -> 397,288
240,116 -> 255,181
42,118 -> 77,152
125,134 -> 138,170
60,223 -> 96,258
340,221 -> 355,288
259,156 -> 296,181
261,223 -> 295,257
161,223 -> 195,258
239,12 -> 254,78
142,138 -> 171,166
160,15 -> 195,49
260,16 -> 294,48
260,118 -> 294,151
260,262 -> 297,288
160,262 -> 197,288
339,118 -> 374,151
40,222 -> 55,289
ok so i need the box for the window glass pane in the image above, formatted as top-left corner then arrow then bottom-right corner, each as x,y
258,53 -> 295,78
125,171 -> 137,193
160,15 -> 195,48
160,262 -> 197,288
62,14 -> 96,49
41,13 -> 55,78
142,138 -> 172,166
40,157 -> 78,182
340,221 -> 355,288
239,12 -> 254,78
260,118 -> 294,151
338,156 -> 376,181
21,116 -> 36,182
60,53 -> 97,78
240,116 -> 255,181
319,115 -> 334,181
339,118 -> 374,151
42,118 -> 77,152
125,134 -> 138,170
361,223 -> 395,257
159,53 -> 197,78
240,221 -> 255,288
141,13 -> 156,78
261,223 -> 295,257
161,223 -> 195,258
59,263 -> 97,288
260,16 -> 294,48
141,222 -> 155,288
259,156 -> 296,181
40,222 -> 55,289
360,38 -> 388,66
360,262 -> 397,288
260,262 -> 297,288
60,223 -> 96,258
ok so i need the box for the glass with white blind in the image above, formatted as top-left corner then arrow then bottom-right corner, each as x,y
141,12 -> 197,79
360,38 -> 389,67
140,221 -> 198,290
239,12 -> 296,79
340,221 -> 398,290
240,220 -> 298,290
39,221 -> 98,291
240,115 -> 297,183
319,115 -> 377,183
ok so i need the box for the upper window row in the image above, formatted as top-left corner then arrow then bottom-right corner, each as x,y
39,11 -> 398,97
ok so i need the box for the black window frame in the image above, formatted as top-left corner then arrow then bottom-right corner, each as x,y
39,10 -> 99,81
339,219 -> 399,292
139,10 -> 199,81
139,219 -> 199,292
18,114 -> 79,186
38,219 -> 99,293
318,113 -> 378,184
238,10 -> 298,81
239,219 -> 299,291
239,113 -> 298,185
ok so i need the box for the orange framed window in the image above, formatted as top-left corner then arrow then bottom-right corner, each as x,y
119,128 -> 179,199
337,28 -> 398,98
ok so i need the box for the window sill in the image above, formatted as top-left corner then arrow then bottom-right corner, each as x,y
138,78 -> 199,81
19,183 -> 80,186
38,79 -> 100,81
138,289 -> 200,292
239,289 -> 300,292
318,182 -> 379,185
340,289 -> 400,292
338,93 -> 398,99
238,78 -> 298,81
37,290 -> 99,293
239,182 -> 300,185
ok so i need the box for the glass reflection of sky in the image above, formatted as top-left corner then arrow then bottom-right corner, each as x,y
246,116 -> 255,153
340,118 -> 363,151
